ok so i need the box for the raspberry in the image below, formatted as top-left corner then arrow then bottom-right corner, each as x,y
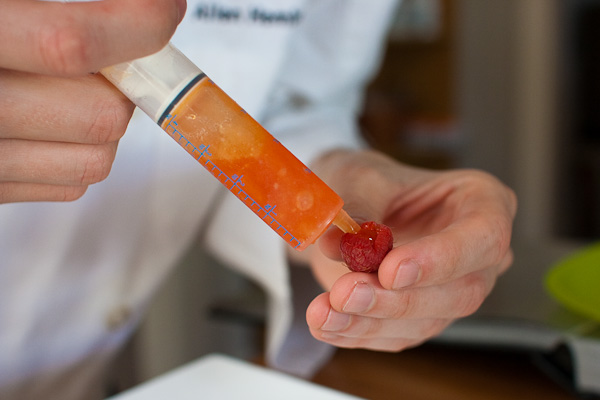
340,221 -> 393,273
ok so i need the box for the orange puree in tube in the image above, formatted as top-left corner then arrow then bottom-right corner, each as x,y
160,76 -> 358,250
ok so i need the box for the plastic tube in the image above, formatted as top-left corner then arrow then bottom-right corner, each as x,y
101,43 -> 359,250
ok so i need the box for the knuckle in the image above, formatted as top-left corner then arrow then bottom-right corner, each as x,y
61,185 -> 88,202
420,319 -> 451,340
498,249 -> 515,275
505,186 -> 518,216
360,318 -> 382,338
456,275 -> 488,317
474,212 -> 513,267
136,0 -> 179,51
391,292 -> 417,319
38,23 -> 95,76
455,168 -> 495,185
493,217 -> 513,264
443,241 -> 463,279
78,144 -> 116,185
86,98 -> 133,144
419,322 -> 438,339
452,169 -> 507,200
457,168 -> 518,218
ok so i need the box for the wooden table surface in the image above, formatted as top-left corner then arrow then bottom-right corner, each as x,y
304,344 -> 581,400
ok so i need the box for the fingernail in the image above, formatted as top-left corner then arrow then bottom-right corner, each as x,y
321,310 -> 351,332
393,259 -> 421,289
343,282 -> 374,313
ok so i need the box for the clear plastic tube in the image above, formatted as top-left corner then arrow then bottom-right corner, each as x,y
101,43 -> 359,250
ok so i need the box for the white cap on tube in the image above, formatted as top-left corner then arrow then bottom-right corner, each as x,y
100,43 -> 203,123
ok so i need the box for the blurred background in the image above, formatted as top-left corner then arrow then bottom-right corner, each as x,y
115,0 -> 600,397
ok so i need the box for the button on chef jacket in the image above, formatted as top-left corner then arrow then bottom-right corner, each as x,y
0,1 -> 398,399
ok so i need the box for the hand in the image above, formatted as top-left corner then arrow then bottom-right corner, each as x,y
0,0 -> 186,203
305,149 -> 517,351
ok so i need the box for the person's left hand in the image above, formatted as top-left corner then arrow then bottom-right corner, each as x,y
301,149 -> 517,351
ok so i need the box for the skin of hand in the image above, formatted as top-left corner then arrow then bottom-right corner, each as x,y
0,0 -> 186,203
301,149 -> 517,351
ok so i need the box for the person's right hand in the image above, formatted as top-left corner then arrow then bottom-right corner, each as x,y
0,0 -> 186,203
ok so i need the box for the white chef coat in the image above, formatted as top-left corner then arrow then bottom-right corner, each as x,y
0,1 -> 398,399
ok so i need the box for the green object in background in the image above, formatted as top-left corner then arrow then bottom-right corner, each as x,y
545,242 -> 600,322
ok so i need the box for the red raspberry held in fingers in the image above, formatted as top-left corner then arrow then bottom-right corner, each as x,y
340,221 -> 393,273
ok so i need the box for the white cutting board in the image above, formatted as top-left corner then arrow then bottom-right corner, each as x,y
107,353 -> 364,400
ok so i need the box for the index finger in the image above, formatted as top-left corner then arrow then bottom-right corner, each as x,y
379,178 -> 516,290
0,0 -> 185,76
